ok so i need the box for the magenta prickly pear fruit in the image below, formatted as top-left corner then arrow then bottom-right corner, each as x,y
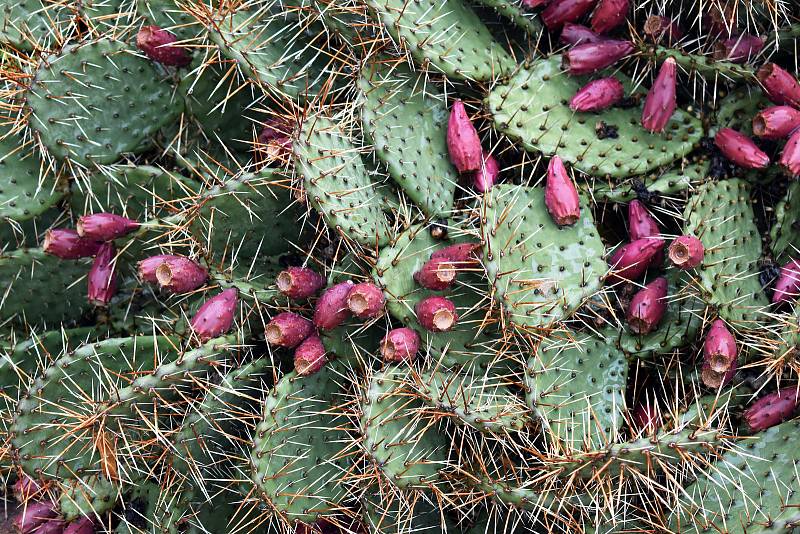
628,200 -> 660,241
313,281 -> 355,330
642,57 -> 677,133
265,312 -> 314,348
88,242 -> 117,307
607,237 -> 665,283
137,254 -> 176,284
752,106 -> 800,139
703,319 -> 737,374
13,474 -> 44,502
626,277 -> 668,334
569,77 -> 624,112
757,63 -> 800,108
294,334 -> 327,376
521,0 -> 551,7
155,256 -> 208,294
13,501 -> 60,534
713,33 -> 764,63
632,401 -> 661,435
545,156 -> 581,226
430,243 -> 482,263
258,117 -> 292,160
64,517 -> 96,534
346,282 -> 385,319
590,0 -> 628,34
415,296 -> 458,332
780,127 -> 800,175
701,357 -> 737,389
668,235 -> 705,269
43,229 -> 102,259
276,267 -> 326,299
473,153 -> 500,193
136,25 -> 191,67
381,328 -> 421,362
643,15 -> 683,42
541,0 -> 597,30
447,100 -> 482,174
414,257 -> 458,290
76,213 -> 139,241
190,288 -> 238,342
772,259 -> 800,304
714,128 -> 770,169
563,39 -> 635,75
560,23 -> 603,45
744,387 -> 800,432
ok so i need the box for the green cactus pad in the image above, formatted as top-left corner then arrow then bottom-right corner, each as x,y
250,363 -> 351,521
483,184 -> 607,329
670,420 -> 800,533
363,493 -> 455,533
711,86 -> 770,137
684,179 -> 768,326
60,475 -> 118,521
0,1 -> 70,50
588,161 -> 709,203
0,133 -> 63,222
365,0 -> 514,81
137,0 -> 200,41
374,224 -> 497,366
487,56 -> 703,178
26,39 -> 183,167
470,0 -> 542,35
0,248 -> 91,327
361,366 -> 450,489
358,60 -> 457,219
294,113 -> 392,247
114,481 -> 161,534
770,180 -> 800,263
650,47 -> 755,82
524,332 -> 628,451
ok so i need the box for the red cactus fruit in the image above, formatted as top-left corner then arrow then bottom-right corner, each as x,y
752,106 -> 800,139
714,128 -> 770,169
560,23 -> 603,45
701,358 -> 737,389
64,517 -> 96,534
569,77 -> 624,112
643,15 -> 683,43
780,127 -> 800,175
628,200 -> 660,241
137,254 -> 176,284
294,334 -> 327,376
430,243 -> 482,263
713,33 -> 764,63
347,282 -> 385,319
155,256 -> 208,293
76,213 -> 139,241
590,0 -> 628,34
744,387 -> 800,432
545,156 -> 581,226
190,288 -> 238,342
415,296 -> 458,332
414,257 -> 459,291
473,152 -> 500,192
522,0 -> 551,7
13,474 -> 44,502
136,25 -> 191,67
13,501 -> 61,534
642,57 -> 677,133
314,281 -> 355,330
757,63 -> 800,109
381,328 -> 421,362
43,229 -> 102,259
258,117 -> 292,160
265,312 -> 314,348
447,100 -> 482,173
668,235 -> 705,269
703,4 -> 736,37
626,277 -> 668,334
541,0 -> 597,30
276,267 -> 326,299
703,319 -> 737,374
772,259 -> 800,305
88,242 -> 117,306
563,39 -> 635,75
632,401 -> 662,435
607,237 -> 665,284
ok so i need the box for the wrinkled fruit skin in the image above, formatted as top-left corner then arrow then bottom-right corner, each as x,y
88,242 -> 117,306
757,63 -> 800,109
607,238 -> 665,283
714,33 -> 764,63
415,296 -> 458,332
473,153 -> 500,192
381,328 -> 421,362
642,57 -> 677,133
447,100 -> 482,173
346,282 -> 385,319
626,276 -> 668,334
431,242 -> 482,263
265,312 -> 314,348
190,288 -> 238,342
136,25 -> 191,66
569,77 -> 624,112
545,156 -> 581,226
780,127 -> 800,175
643,15 -> 682,42
43,229 -> 102,259
314,281 -> 355,330
590,0 -> 628,34
294,335 -> 327,376
560,23 -> 602,45
772,259 -> 800,304
77,213 -> 139,241
703,319 -> 737,374
563,39 -> 635,75
276,267 -> 326,299
714,127 -> 770,169
258,117 -> 293,160
744,387 -> 800,432
752,106 -> 800,139
668,235 -> 704,269
155,256 -> 208,294
542,0 -> 597,30
414,257 -> 458,290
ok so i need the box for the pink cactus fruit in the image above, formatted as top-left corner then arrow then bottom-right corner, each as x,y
13,501 -> 61,534
757,63 -> 800,109
430,242 -> 482,263
258,117 -> 293,160
294,334 -> 328,376
521,0 -> 551,7
545,156 -> 581,226
415,296 -> 458,332
703,319 -> 737,375
569,77 -> 624,112
190,288 -> 238,342
772,259 -> 800,304
628,199 -> 663,265
136,25 -> 191,67
752,106 -> 800,139
381,328 -> 421,362
88,242 -> 118,306
626,277 -> 668,334
313,281 -> 355,330
447,100 -> 482,174
414,257 -> 459,291
713,33 -> 764,63
346,282 -> 385,319
632,400 -> 662,435
780,127 -> 800,175
643,16 -> 683,42
155,256 -> 208,293
137,254 -> 177,284
563,39 -> 635,75
668,235 -> 705,269
607,237 -> 665,284
13,474 -> 45,502
76,213 -> 139,241
714,128 -> 770,169
642,57 -> 677,133
590,0 -> 628,34
473,152 -> 500,193
276,267 -> 326,299
541,0 -> 598,30
560,23 -> 603,45
43,229 -> 102,259
744,387 -> 800,432
64,516 -> 97,534
265,312 -> 314,348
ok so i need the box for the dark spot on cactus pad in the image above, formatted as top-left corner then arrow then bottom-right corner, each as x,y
595,121 -> 618,139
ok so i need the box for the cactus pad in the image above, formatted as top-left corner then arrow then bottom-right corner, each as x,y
589,161 -> 709,203
60,475 -> 118,521
471,0 -> 542,35
0,132 -> 62,222
0,1 -> 69,50
137,0 -> 200,41
770,180 -> 800,263
712,86 -> 770,137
